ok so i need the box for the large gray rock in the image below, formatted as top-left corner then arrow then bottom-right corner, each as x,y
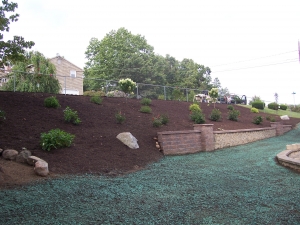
27,156 -> 45,166
34,160 -> 49,177
16,150 -> 32,163
2,149 -> 18,160
281,115 -> 290,120
116,132 -> 139,149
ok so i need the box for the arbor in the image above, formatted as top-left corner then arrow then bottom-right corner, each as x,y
4,51 -> 61,93
0,1 -> 35,66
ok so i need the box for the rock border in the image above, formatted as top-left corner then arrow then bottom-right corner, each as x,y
276,143 -> 300,172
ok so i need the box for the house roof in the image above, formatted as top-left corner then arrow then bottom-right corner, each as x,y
49,56 -> 83,71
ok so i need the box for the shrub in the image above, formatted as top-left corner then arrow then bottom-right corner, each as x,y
44,96 -> 60,108
64,106 -> 81,125
266,115 -> 276,122
140,106 -> 152,113
115,111 -> 126,124
90,96 -> 103,105
280,104 -> 287,110
0,109 -> 6,121
140,98 -> 152,106
118,78 -> 136,96
190,111 -> 206,124
40,128 -> 75,151
158,95 -> 165,100
251,107 -> 259,113
189,103 -> 201,113
227,105 -> 234,110
209,108 -> 222,121
152,115 -> 163,127
252,101 -> 265,110
83,90 -> 105,97
268,102 -> 279,110
161,114 -> 169,125
228,109 -> 240,121
253,116 -> 263,125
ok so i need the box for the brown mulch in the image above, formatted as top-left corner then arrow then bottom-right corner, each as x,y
1,91 -> 299,188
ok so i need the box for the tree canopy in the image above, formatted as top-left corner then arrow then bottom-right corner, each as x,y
0,0 -> 34,66
4,51 -> 61,93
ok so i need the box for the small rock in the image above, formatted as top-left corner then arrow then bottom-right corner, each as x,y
34,160 -> 49,177
27,156 -> 45,166
16,150 -> 32,163
2,149 -> 18,160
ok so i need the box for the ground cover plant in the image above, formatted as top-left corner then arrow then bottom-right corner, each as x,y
40,128 -> 75,151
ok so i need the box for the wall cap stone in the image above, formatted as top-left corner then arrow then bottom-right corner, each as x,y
214,127 -> 274,134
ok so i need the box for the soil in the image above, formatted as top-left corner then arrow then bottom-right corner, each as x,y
1,91 -> 300,189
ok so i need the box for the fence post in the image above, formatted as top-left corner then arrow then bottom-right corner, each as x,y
64,76 -> 66,95
164,86 -> 166,100
136,83 -> 139,99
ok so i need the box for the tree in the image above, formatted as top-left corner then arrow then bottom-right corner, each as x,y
209,88 -> 219,108
0,1 -> 35,66
212,77 -> 221,89
4,51 -> 61,93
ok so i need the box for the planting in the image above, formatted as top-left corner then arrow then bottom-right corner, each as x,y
140,106 -> 152,113
210,108 -> 222,121
90,96 -> 103,105
64,106 -> 81,125
228,109 -> 240,121
115,111 -> 126,124
40,128 -> 75,151
140,98 -> 152,106
189,103 -> 201,113
227,105 -> 234,110
0,109 -> 6,121
251,107 -> 259,113
44,96 -> 60,108
253,115 -> 263,125
190,111 -> 206,124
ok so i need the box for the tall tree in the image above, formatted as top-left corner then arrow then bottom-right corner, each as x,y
4,51 -> 61,93
0,0 -> 34,66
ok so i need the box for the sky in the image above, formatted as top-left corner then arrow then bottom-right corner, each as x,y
4,0 -> 300,105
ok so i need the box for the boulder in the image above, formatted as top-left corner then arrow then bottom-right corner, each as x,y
34,160 -> 49,177
27,156 -> 45,166
116,132 -> 139,149
2,149 -> 18,160
280,115 -> 290,120
15,150 -> 32,163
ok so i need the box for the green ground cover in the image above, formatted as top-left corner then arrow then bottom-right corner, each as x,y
1,126 -> 300,224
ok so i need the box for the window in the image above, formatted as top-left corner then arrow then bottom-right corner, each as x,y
70,70 -> 76,78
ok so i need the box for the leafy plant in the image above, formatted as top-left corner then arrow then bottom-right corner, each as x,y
140,106 -> 152,113
210,108 -> 222,121
140,98 -> 152,106
118,78 -> 136,96
0,109 -> 6,121
40,128 -> 75,151
253,116 -> 263,125
208,88 -> 219,108
280,104 -> 287,110
228,109 -> 240,121
268,102 -> 279,110
227,105 -> 234,110
266,115 -> 276,122
115,111 -> 126,124
83,90 -> 105,96
161,114 -> 169,125
64,106 -> 81,125
251,107 -> 259,113
90,96 -> 103,105
44,96 -> 60,108
189,103 -> 201,113
157,95 -> 165,100
152,115 -> 163,127
190,111 -> 206,124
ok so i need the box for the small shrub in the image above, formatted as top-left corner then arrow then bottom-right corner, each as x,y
280,104 -> 287,110
209,108 -> 222,121
190,111 -> 206,124
252,101 -> 265,110
44,96 -> 60,108
228,109 -> 240,121
140,98 -> 152,106
189,103 -> 201,113
250,107 -> 259,113
40,128 -> 75,151
253,115 -> 263,125
158,95 -> 165,100
152,115 -> 163,127
140,106 -> 152,113
64,106 -> 81,125
161,114 -> 169,125
115,111 -> 126,124
227,105 -> 234,110
268,102 -> 279,110
83,90 -> 105,97
266,115 -> 276,122
0,109 -> 6,121
90,96 -> 103,105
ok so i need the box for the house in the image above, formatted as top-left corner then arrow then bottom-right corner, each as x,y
0,65 -> 11,87
50,55 -> 83,95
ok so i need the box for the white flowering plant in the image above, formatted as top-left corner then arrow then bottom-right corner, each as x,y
118,78 -> 136,96
209,88 -> 219,108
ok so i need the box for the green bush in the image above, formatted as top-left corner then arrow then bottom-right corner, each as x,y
268,102 -> 279,110
227,105 -> 234,110
64,106 -> 81,125
190,111 -> 206,124
40,128 -> 75,151
115,111 -> 126,124
228,109 -> 240,121
280,104 -> 287,110
189,103 -> 201,113
157,95 -> 165,100
140,106 -> 152,113
253,116 -> 263,125
0,109 -> 6,121
44,96 -> 60,108
140,98 -> 152,106
152,115 -> 163,127
266,115 -> 276,122
83,90 -> 105,97
90,96 -> 103,105
161,114 -> 169,125
250,107 -> 259,113
209,108 -> 222,121
252,101 -> 265,110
